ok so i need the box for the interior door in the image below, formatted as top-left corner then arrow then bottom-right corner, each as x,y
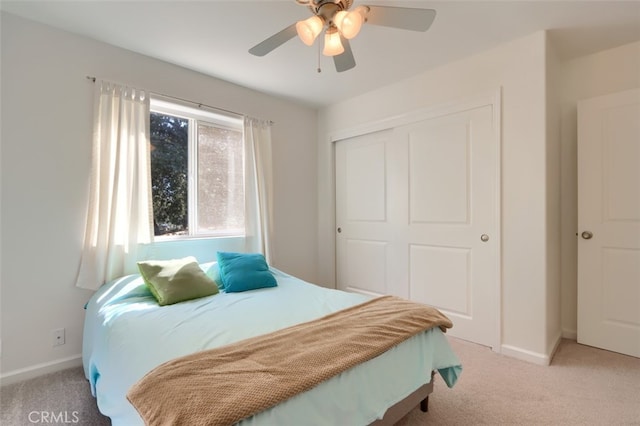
335,103 -> 498,348
577,88 -> 640,358
335,129 -> 407,298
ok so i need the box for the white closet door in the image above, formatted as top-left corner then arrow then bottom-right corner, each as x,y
335,102 -> 499,348
578,88 -> 640,358
335,129 -> 408,298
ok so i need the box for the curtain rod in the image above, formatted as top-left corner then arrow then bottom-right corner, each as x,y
86,76 -> 274,125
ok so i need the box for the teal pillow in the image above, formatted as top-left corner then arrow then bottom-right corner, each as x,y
216,252 -> 277,293
203,262 -> 225,291
137,257 -> 219,306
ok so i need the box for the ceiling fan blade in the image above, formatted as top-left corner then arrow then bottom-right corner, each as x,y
364,6 -> 436,32
249,23 -> 298,56
333,37 -> 356,72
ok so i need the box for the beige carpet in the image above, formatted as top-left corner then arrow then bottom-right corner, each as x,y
2,338 -> 639,425
399,337 -> 640,425
1,366 -> 110,426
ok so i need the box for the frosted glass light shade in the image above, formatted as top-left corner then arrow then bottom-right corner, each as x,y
296,16 -> 324,46
323,28 -> 344,56
334,7 -> 365,39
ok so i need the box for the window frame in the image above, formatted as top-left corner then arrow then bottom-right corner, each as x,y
150,96 -> 245,241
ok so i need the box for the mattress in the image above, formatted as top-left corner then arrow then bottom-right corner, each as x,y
82,264 -> 462,425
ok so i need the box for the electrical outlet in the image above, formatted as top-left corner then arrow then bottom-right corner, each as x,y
52,328 -> 65,347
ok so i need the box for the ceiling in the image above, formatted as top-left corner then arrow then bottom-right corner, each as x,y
2,0 -> 639,107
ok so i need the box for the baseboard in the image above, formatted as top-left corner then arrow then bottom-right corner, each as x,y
500,330 -> 564,366
0,354 -> 82,387
500,344 -> 553,366
562,328 -> 577,340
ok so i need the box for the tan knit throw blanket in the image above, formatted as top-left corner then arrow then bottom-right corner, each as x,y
127,295 -> 453,426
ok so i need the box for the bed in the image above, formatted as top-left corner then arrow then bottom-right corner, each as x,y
82,260 -> 462,425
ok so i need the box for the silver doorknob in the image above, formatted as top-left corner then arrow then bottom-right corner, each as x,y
480,234 -> 489,242
581,231 -> 593,240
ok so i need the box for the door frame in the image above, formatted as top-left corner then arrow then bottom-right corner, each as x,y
329,89 -> 503,351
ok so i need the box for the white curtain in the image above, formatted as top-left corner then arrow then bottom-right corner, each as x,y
76,80 -> 153,290
243,117 -> 274,263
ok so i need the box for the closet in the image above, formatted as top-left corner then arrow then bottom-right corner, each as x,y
335,94 -> 500,348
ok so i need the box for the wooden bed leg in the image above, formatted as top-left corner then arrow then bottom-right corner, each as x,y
420,396 -> 429,412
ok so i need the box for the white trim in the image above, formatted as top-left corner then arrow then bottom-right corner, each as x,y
500,332 -> 562,366
500,345 -> 551,365
328,89 -> 502,143
491,87 -> 503,353
0,354 -> 82,387
562,328 -> 577,340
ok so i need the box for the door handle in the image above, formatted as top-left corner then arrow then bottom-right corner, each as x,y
581,231 -> 593,240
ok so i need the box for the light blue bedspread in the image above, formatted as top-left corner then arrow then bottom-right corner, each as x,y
83,265 -> 462,425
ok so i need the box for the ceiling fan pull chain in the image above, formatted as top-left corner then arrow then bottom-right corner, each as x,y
317,39 -> 322,73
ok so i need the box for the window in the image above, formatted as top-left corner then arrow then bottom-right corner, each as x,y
150,98 -> 244,239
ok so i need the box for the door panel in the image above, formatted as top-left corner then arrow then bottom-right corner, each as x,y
345,240 -> 388,295
335,102 -> 498,348
335,130 -> 402,297
578,88 -> 640,358
409,244 -> 471,316
345,142 -> 387,222
409,119 -> 470,224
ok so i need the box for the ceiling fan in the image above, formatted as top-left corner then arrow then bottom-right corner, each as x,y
248,0 -> 436,73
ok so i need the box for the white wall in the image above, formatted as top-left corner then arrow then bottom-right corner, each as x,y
318,31 -> 560,362
0,12 -> 318,378
558,41 -> 640,338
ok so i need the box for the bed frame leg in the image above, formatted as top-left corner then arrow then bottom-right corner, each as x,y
420,396 -> 429,412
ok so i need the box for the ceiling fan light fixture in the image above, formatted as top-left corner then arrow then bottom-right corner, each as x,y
249,3 -> 436,73
323,27 -> 344,56
296,15 -> 324,46
333,6 -> 366,39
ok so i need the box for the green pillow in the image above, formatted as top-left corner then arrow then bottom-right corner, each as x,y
216,252 -> 277,293
137,257 -> 219,306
